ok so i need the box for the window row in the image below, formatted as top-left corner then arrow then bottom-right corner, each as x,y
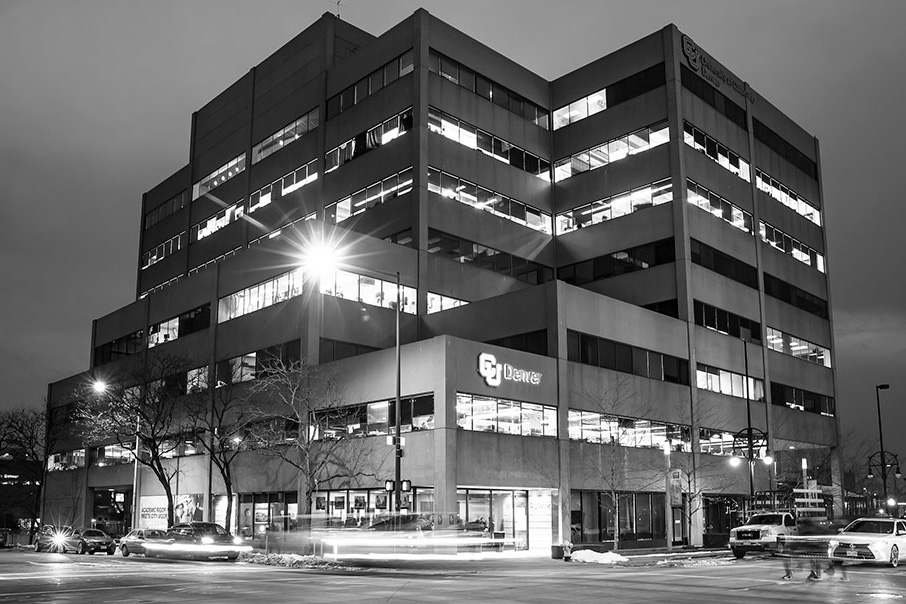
319,268 -> 417,315
148,304 -> 210,348
249,214 -> 315,247
47,449 -> 86,472
486,330 -> 547,356
427,167 -> 552,234
567,330 -> 691,385
319,338 -> 379,364
215,340 -> 302,386
142,232 -> 185,270
696,363 -> 765,401
218,268 -> 304,323
753,119 -> 818,181
426,292 -> 469,314
690,239 -> 758,289
327,50 -> 414,118
683,122 -> 750,182
553,63 -> 666,131
192,153 -> 246,200
567,409 -> 692,452
248,158 -> 318,214
766,327 -> 831,367
89,443 -> 133,467
428,49 -> 549,129
144,190 -> 187,229
693,300 -> 762,344
770,382 -> 834,417
187,247 -> 241,276
553,87 -> 605,130
687,179 -> 753,235
763,273 -> 828,319
553,121 -> 669,182
139,275 -> 184,300
325,107 -> 413,173
558,238 -> 675,286
427,229 -> 553,285
427,107 -> 551,181
251,107 -> 319,164
759,221 -> 825,272
755,168 -> 821,226
680,65 -> 747,131
326,167 -> 413,224
555,179 -> 673,234
94,329 -> 145,365
191,199 -> 245,242
316,394 -> 435,439
456,393 -> 557,437
698,428 -> 736,456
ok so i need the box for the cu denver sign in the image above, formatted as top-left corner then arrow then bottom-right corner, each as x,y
478,352 -> 542,387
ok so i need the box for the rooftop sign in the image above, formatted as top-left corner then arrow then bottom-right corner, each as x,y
681,34 -> 755,104
478,352 -> 542,388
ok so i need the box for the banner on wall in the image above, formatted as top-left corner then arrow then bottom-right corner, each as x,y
138,493 -> 205,530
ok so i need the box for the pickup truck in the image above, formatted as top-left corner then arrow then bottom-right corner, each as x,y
728,511 -> 798,558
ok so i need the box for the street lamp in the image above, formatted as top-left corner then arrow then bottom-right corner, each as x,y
728,340 -> 772,504
875,384 -> 893,514
301,242 -> 404,519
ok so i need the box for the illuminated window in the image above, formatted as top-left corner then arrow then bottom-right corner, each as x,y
192,153 -> 246,200
457,393 -> 556,437
326,167 -> 413,224
555,179 -> 672,234
568,409 -> 691,451
766,326 -> 831,367
758,220 -> 824,272
251,107 -> 319,164
683,122 -> 750,182
687,180 -> 753,234
427,167 -> 552,234
554,122 -> 668,182
191,200 -> 245,241
142,232 -> 185,270
325,108 -> 413,173
249,158 -> 318,214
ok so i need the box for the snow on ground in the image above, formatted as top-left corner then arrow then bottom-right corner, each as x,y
570,549 -> 630,564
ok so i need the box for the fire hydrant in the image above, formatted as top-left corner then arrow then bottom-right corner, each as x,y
563,541 -> 573,562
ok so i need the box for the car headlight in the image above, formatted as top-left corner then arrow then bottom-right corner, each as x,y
763,528 -> 775,536
233,537 -> 243,545
201,536 -> 214,544
828,540 -> 838,551
52,534 -> 67,547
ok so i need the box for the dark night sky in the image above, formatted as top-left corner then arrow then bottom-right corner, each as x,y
1,0 -> 904,457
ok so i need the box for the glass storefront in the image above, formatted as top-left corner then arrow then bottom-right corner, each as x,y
570,490 -> 666,546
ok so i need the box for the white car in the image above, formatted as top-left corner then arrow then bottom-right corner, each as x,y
829,517 -> 906,567
729,512 -> 798,558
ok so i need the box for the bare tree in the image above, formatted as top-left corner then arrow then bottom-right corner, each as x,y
184,370 -> 251,533
243,356 -> 380,521
0,407 -> 49,541
570,375 -> 672,551
75,354 -> 192,528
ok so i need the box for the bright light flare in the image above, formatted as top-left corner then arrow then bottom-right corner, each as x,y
91,380 -> 107,394
729,456 -> 741,467
762,454 -> 774,466
299,240 -> 344,281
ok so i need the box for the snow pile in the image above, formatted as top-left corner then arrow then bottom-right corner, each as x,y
240,552 -> 342,569
570,549 -> 629,564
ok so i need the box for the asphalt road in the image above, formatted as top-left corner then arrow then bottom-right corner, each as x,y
2,549 -> 906,603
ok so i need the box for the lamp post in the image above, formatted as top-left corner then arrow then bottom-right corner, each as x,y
728,340 -> 772,507
875,384 -> 892,513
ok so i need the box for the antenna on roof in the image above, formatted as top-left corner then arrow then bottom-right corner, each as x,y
335,0 -> 344,19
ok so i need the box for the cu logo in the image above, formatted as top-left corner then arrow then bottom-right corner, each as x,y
681,35 -> 701,71
478,352 -> 502,387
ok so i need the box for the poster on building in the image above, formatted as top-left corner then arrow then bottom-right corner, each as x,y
139,493 -> 204,530
138,495 -> 169,530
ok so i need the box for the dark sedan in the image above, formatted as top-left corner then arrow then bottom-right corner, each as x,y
79,529 -> 117,555
143,522 -> 251,561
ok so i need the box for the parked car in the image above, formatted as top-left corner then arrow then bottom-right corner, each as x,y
34,526 -> 85,554
34,526 -> 114,554
119,528 -> 168,557
728,512 -> 798,558
143,522 -> 250,561
829,517 -> 906,567
79,529 -> 117,555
